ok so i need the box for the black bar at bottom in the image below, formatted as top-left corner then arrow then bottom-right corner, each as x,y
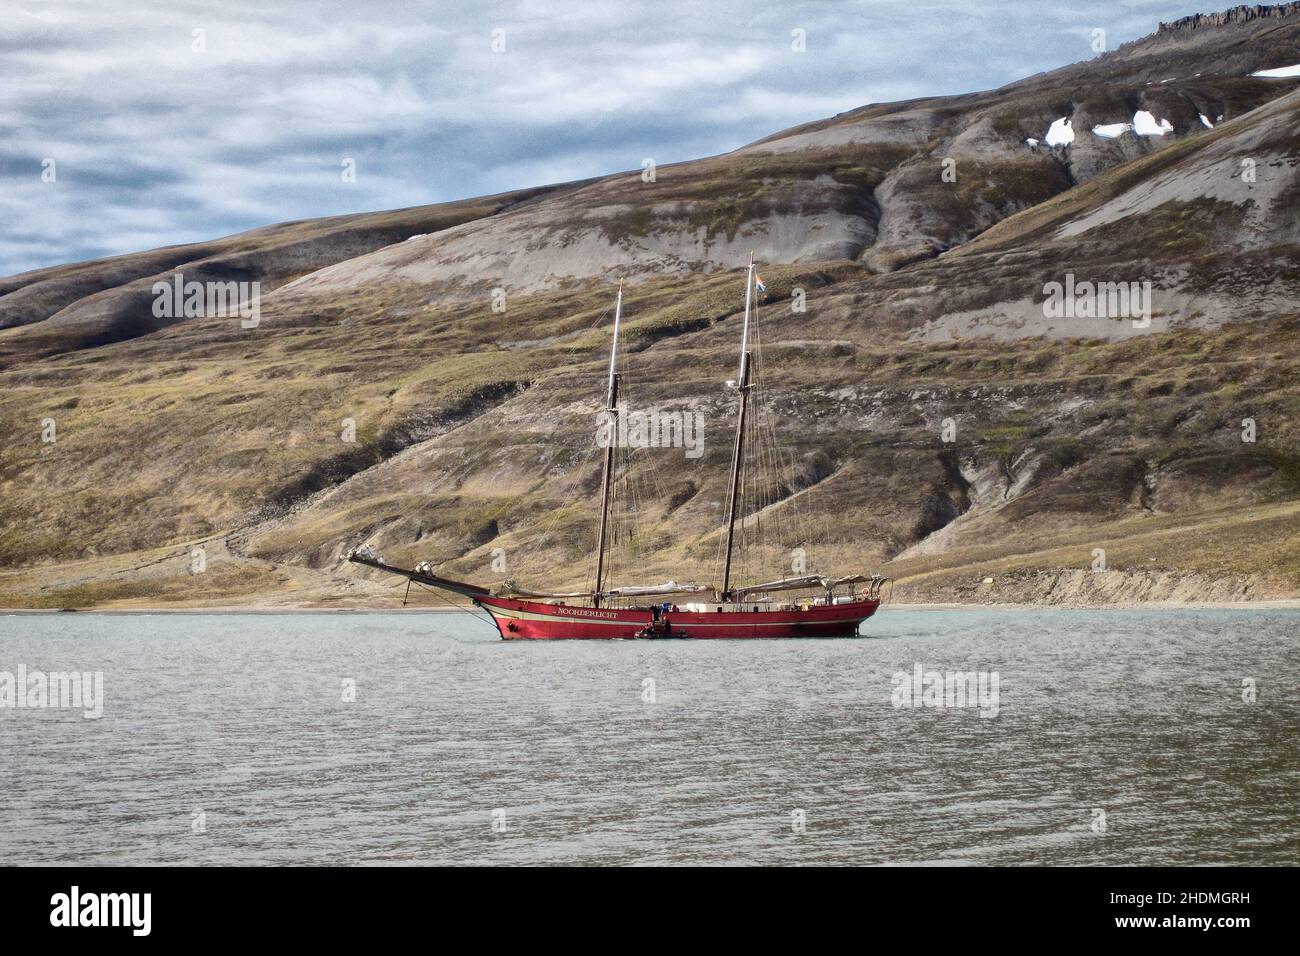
0,865 -> 1284,943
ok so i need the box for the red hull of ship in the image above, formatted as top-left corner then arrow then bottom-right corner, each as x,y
477,595 -> 880,640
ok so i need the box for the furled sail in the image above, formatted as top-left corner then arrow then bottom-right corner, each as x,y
495,581 -> 593,600
731,574 -> 870,597
496,579 -> 712,600
601,582 -> 713,598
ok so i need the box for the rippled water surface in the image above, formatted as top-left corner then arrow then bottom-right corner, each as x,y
2,608 -> 1297,865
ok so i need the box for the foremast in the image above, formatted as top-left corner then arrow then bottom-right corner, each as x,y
592,279 -> 624,607
720,252 -> 756,602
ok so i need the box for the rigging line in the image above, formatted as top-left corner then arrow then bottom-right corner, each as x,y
748,335 -> 764,580
713,417 -> 731,583
759,437 -> 774,581
383,448 -> 495,577
776,431 -> 801,567
520,433 -> 602,583
749,395 -> 763,584
620,371 -> 672,529
611,412 -> 627,590
748,290 -> 759,582
410,580 -> 498,628
759,421 -> 780,572
755,402 -> 766,580
755,282 -> 774,582
626,456 -> 639,574
619,442 -> 632,577
748,411 -> 759,582
630,470 -> 643,571
613,408 -> 627,593
491,327 -> 620,590
745,300 -> 756,588
617,353 -> 677,587
519,300 -> 624,583
746,382 -> 757,585
743,332 -> 754,582
762,337 -> 785,580
607,436 -> 634,595
748,286 -> 768,586
761,386 -> 788,577
597,446 -> 614,597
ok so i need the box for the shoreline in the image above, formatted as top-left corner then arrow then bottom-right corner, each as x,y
3,600 -> 1299,615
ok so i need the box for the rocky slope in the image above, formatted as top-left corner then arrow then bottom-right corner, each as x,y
1,4 -> 1299,609
0,184 -> 575,360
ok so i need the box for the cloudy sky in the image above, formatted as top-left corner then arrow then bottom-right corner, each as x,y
2,0 -> 1219,276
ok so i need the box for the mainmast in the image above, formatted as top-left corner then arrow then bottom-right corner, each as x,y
720,253 -> 756,602
592,279 -> 624,607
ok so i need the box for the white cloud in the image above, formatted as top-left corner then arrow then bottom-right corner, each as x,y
0,0 -> 1220,276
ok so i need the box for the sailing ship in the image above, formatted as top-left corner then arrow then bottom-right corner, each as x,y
348,255 -> 887,639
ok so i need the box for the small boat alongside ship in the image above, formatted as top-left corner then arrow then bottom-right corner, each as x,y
348,256 -> 887,639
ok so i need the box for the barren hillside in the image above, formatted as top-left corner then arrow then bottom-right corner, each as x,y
1,4 -> 1298,608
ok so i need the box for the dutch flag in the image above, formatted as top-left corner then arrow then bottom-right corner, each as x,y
754,274 -> 766,293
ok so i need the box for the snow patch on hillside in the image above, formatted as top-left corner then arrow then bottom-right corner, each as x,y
1252,63 -> 1300,78
1093,123 -> 1133,138
1044,117 -> 1074,146
1133,110 -> 1174,135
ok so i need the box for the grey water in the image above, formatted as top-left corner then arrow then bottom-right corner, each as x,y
1,608 -> 1297,866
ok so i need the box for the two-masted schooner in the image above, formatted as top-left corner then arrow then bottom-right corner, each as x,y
348,256 -> 886,638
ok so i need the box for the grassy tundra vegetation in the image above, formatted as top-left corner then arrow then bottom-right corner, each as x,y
2,6 -> 1299,607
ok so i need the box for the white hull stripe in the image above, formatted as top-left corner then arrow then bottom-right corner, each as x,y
497,618 -> 641,627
